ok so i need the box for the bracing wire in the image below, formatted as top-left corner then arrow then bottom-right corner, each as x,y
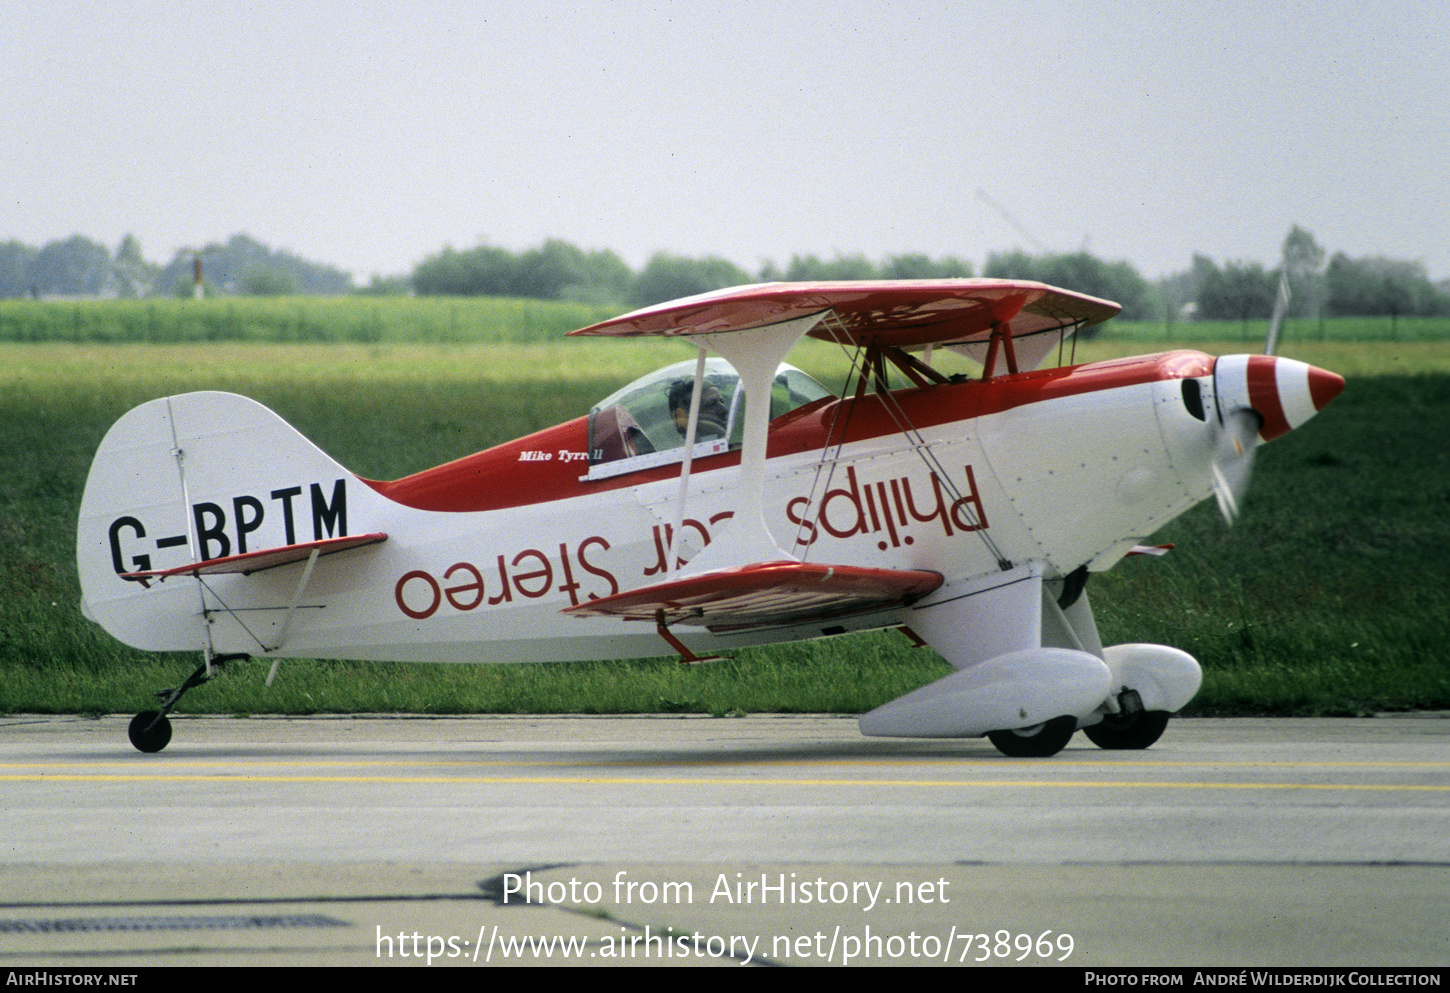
788,312 -> 866,558
192,576 -> 273,654
792,311 -> 1015,571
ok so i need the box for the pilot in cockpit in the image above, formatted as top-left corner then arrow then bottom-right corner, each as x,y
667,379 -> 730,441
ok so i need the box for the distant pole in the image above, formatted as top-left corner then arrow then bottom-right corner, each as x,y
1265,270 -> 1291,356
974,189 -> 1048,252
193,255 -> 203,300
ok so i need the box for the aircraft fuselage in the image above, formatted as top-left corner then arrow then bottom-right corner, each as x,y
82,347 -> 1337,667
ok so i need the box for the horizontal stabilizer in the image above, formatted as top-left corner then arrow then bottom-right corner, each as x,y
122,533 -> 387,582
563,560 -> 942,632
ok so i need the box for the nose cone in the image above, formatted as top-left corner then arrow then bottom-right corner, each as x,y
1213,355 -> 1345,442
1307,363 -> 1346,412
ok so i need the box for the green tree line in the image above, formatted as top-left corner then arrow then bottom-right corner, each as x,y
0,233 -> 352,299
5,227 -> 1447,322
1160,227 -> 1450,322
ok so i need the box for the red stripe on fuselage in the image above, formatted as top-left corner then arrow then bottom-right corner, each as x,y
363,350 -> 1217,514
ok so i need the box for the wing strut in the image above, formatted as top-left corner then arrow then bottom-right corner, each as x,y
979,322 -> 1020,379
672,310 -> 827,575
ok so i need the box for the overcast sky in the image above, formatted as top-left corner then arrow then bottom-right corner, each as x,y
5,0 -> 1446,283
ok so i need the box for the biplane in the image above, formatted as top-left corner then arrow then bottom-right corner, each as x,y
76,279 -> 1343,755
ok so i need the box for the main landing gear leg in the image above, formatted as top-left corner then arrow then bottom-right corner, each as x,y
127,653 -> 250,753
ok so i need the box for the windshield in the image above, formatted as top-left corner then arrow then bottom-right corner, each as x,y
586,357 -> 833,479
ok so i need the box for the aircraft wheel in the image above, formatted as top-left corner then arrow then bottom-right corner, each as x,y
986,715 -> 1077,758
128,711 -> 172,753
1083,710 -> 1170,750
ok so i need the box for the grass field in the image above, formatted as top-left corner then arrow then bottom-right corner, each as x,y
0,296 -> 621,345
2,299 -> 1447,720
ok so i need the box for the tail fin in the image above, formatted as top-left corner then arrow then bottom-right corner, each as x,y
78,392 -> 376,652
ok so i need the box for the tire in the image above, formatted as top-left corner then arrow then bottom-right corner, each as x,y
1082,710 -> 1170,750
128,710 -> 172,753
986,715 -> 1077,758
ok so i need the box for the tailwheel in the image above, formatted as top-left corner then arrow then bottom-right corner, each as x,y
125,653 -> 249,753
128,710 -> 172,753
986,715 -> 1077,758
1083,709 -> 1170,750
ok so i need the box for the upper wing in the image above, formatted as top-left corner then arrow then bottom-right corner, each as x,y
569,279 -> 1119,351
563,560 -> 942,633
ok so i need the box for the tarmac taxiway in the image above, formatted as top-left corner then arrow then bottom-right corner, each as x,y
1,713 -> 1446,967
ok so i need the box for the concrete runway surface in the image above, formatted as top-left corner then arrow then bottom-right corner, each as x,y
1,713 -> 1446,967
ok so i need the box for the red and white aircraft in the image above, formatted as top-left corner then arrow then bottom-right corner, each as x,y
77,280 -> 1344,755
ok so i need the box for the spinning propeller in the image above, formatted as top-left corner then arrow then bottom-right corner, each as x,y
1206,330 -> 1343,524
1209,407 -> 1261,524
1212,270 -> 1287,523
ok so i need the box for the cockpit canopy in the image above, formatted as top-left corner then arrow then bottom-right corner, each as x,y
586,357 -> 833,480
